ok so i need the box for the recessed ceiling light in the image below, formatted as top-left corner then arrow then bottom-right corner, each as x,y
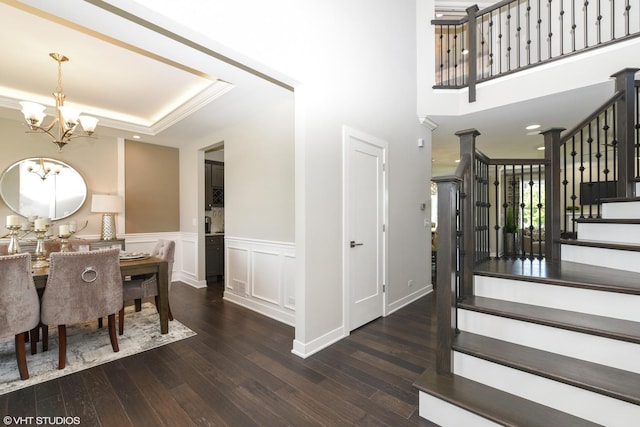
435,12 -> 444,18
525,124 -> 540,130
537,145 -> 545,151
455,159 -> 460,163
133,135 -> 141,139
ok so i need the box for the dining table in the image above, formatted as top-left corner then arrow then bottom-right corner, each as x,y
31,255 -> 170,334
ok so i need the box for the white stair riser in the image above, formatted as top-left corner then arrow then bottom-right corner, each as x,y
418,392 -> 500,427
602,200 -> 640,219
458,309 -> 640,373
561,244 -> 640,274
577,222 -> 640,244
453,352 -> 640,427
475,276 -> 640,322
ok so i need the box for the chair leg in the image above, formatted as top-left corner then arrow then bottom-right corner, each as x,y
108,314 -> 119,353
154,296 -> 174,321
15,333 -> 29,380
58,325 -> 67,370
98,317 -> 103,329
29,328 -> 38,355
118,307 -> 124,336
134,299 -> 142,312
42,324 -> 48,352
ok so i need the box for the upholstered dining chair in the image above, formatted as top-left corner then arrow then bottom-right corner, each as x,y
119,239 -> 175,335
0,253 -> 41,380
41,248 -> 122,369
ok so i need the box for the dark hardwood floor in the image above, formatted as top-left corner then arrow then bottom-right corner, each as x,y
0,281 -> 438,426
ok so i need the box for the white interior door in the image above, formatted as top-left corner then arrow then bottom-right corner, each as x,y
344,127 -> 386,331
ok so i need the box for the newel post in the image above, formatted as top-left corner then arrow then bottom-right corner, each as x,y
466,5 -> 479,103
542,127 -> 565,262
457,128 -> 479,298
433,176 -> 461,375
612,68 -> 640,198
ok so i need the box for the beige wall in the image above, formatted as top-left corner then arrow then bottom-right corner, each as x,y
0,115 -> 118,236
0,116 -> 180,236
124,140 -> 179,233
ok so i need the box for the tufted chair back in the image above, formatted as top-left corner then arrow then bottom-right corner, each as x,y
0,253 -> 40,340
41,248 -> 122,369
0,253 -> 41,379
149,239 -> 175,284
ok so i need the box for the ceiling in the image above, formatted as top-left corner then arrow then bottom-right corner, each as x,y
0,0 -> 293,148
0,0 -> 628,169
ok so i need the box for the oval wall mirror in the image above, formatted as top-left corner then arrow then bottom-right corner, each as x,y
0,158 -> 87,220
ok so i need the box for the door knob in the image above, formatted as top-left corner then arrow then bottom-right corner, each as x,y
350,241 -> 364,248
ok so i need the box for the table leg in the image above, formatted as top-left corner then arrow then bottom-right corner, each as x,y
157,261 -> 169,334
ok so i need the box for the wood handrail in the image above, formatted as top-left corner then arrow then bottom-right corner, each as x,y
560,90 -> 624,143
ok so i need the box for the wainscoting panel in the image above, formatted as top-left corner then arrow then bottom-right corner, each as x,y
224,237 -> 296,326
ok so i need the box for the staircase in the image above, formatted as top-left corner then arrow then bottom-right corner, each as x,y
414,184 -> 640,426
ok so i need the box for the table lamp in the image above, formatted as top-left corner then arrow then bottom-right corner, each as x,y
91,194 -> 123,240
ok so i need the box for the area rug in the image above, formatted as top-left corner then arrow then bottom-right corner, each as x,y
0,303 -> 196,396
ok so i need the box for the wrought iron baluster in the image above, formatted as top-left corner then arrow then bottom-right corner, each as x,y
571,0 -> 577,51
447,24 -> 452,85
584,0 -> 589,48
547,0 -> 553,58
517,0 -> 522,66
587,122 -> 594,218
438,27 -> 444,85
489,11 -> 495,77
493,164 -> 500,259
454,27 -> 459,85
595,114 -> 602,218
625,0 -> 631,37
579,129 -> 585,219
559,0 -> 565,55
537,164 -> 543,258
506,4 -> 512,71
527,0 -> 532,64
537,0 -> 542,62
596,0 -> 602,45
498,8 -> 503,75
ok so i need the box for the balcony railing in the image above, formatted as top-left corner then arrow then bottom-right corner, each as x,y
433,0 -> 640,101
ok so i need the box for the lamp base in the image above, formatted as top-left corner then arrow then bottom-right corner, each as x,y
100,213 -> 117,240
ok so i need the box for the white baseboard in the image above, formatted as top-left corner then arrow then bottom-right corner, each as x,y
291,325 -> 345,359
386,285 -> 432,315
223,291 -> 295,326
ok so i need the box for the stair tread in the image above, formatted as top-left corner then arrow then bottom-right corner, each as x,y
574,218 -> 640,224
453,332 -> 640,405
560,239 -> 640,252
475,259 -> 640,295
413,368 -> 601,427
459,296 -> 640,344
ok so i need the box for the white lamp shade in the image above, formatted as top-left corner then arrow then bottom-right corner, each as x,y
19,101 -> 46,126
58,106 -> 80,127
91,194 -> 123,213
79,115 -> 99,133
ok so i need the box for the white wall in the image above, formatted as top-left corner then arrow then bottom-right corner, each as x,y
129,0 -> 433,354
24,0 -> 433,356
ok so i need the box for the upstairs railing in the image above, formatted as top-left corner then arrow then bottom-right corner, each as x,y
433,0 -> 640,101
432,68 -> 639,374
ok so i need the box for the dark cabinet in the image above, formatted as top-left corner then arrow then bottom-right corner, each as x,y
206,234 -> 224,279
205,160 -> 224,209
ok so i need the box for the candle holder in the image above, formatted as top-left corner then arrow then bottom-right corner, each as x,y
59,233 -> 72,252
32,229 -> 49,268
6,225 -> 22,254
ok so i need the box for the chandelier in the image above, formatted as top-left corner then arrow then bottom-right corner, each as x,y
27,158 -> 61,181
20,53 -> 98,151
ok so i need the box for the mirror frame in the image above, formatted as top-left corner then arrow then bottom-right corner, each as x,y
0,157 -> 88,221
